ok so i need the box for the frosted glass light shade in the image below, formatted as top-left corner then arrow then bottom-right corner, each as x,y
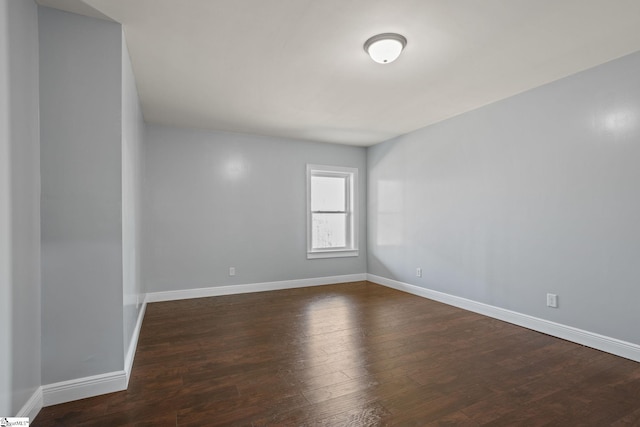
364,33 -> 407,64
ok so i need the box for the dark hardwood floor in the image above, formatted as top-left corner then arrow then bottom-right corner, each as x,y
33,281 -> 640,426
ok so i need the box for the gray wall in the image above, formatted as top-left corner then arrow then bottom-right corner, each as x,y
0,0 -> 11,415
40,7 -> 124,384
0,0 -> 41,416
122,33 -> 144,357
143,125 -> 367,292
368,51 -> 640,345
9,0 -> 40,414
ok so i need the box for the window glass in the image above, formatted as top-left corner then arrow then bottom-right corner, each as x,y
311,176 -> 346,212
312,213 -> 347,249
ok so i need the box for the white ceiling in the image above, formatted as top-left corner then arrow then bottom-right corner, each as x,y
37,0 -> 640,146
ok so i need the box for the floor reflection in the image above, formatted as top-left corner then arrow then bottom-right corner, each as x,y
301,294 -> 368,401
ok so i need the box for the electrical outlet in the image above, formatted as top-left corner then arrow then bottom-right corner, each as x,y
546,293 -> 558,308
416,267 -> 422,277
229,267 -> 236,276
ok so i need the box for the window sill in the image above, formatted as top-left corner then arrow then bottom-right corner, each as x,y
307,249 -> 359,259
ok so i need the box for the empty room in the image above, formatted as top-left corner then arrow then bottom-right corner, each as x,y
2,0 -> 640,425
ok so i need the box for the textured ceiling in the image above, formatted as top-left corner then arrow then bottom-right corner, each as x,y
37,0 -> 640,146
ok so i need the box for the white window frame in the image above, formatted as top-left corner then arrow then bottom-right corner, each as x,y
306,164 -> 359,259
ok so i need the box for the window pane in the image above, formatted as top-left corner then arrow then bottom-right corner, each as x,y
311,176 -> 346,212
312,213 -> 347,248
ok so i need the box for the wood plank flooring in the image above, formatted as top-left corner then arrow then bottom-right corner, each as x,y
33,281 -> 640,426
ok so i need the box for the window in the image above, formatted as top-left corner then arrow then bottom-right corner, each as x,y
307,164 -> 358,259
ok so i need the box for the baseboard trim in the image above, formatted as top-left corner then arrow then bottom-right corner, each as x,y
124,294 -> 147,387
40,294 -> 147,408
367,274 -> 640,363
42,370 -> 127,407
146,274 -> 367,303
16,386 -> 43,420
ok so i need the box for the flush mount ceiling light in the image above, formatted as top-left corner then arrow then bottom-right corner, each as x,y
364,33 -> 407,64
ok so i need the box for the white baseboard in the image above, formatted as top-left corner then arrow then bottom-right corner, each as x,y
367,274 -> 640,363
39,294 -> 147,409
16,386 -> 43,420
42,370 -> 127,407
125,294 -> 147,387
146,273 -> 367,303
